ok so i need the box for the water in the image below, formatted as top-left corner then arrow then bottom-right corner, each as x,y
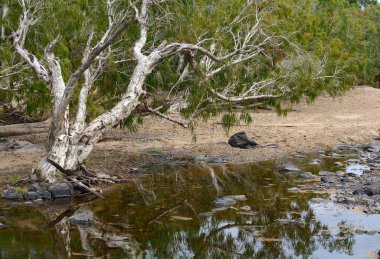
0,154 -> 379,258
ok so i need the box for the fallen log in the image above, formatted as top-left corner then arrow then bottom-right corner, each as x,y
0,119 -> 50,137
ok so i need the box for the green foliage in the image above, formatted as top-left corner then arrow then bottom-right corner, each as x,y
1,0 -> 379,132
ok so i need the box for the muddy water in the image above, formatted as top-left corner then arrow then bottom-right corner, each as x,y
0,154 -> 380,258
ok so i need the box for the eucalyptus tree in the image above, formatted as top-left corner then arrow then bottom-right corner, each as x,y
1,0 -> 360,192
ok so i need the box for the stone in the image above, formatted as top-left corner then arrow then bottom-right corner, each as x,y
321,176 -> 335,183
24,191 -> 41,200
224,195 -> 247,201
336,171 -> 345,177
2,187 -> 23,200
363,183 -> 380,196
309,159 -> 321,165
353,188 -> 366,195
299,172 -> 318,181
228,131 -> 259,149
319,170 -> 333,176
278,164 -> 301,173
213,197 -> 236,208
28,183 -> 52,199
240,205 -> 252,211
47,180 -> 72,198
327,152 -> 343,158
333,162 -> 344,167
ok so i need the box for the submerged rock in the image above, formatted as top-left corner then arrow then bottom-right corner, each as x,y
228,131 -> 259,149
299,172 -> 318,181
224,195 -> 247,201
278,164 -> 301,173
213,197 -> 236,208
2,187 -> 23,200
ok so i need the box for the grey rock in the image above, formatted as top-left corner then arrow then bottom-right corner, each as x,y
28,183 -> 52,199
336,171 -> 345,177
309,159 -> 321,165
24,191 -> 41,200
224,195 -> 247,201
321,176 -> 335,183
278,164 -> 301,173
334,145 -> 354,151
47,180 -> 72,198
327,152 -> 343,158
363,183 -> 380,196
333,162 -> 344,167
300,172 -> 318,181
353,188 -> 366,195
213,197 -> 236,208
240,205 -> 252,211
2,187 -> 23,200
228,131 -> 259,149
319,170 -> 333,176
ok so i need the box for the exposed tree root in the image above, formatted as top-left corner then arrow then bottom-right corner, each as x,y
47,158 -> 127,198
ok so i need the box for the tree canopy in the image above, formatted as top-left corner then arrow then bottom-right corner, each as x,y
0,0 -> 379,129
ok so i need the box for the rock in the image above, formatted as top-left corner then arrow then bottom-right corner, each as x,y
336,171 -> 345,177
278,164 -> 301,173
363,183 -> 380,196
333,162 -> 344,167
327,152 -> 342,158
47,180 -> 72,198
224,195 -> 247,201
299,172 -> 318,181
240,205 -> 252,211
287,187 -> 298,192
309,159 -> 321,165
213,197 -> 236,208
3,140 -> 35,151
319,170 -> 333,176
228,131 -> 259,149
321,176 -> 335,183
334,145 -> 354,151
24,191 -> 41,200
353,188 -> 366,195
28,183 -> 52,199
2,187 -> 23,200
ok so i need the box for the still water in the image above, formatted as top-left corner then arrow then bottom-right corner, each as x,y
0,155 -> 379,258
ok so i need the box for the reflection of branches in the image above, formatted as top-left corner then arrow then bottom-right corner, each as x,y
147,199 -> 201,226
317,221 -> 355,256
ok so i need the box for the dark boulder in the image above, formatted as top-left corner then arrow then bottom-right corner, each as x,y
47,180 -> 72,198
228,131 -> 259,149
2,187 -> 23,200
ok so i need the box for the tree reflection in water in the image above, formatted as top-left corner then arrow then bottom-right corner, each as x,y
0,162 -> 362,258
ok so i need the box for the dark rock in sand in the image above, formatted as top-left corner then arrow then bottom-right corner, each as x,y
228,131 -> 259,149
47,180 -> 72,198
2,187 -> 23,200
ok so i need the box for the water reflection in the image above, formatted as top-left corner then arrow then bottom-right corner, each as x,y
0,159 -> 379,258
